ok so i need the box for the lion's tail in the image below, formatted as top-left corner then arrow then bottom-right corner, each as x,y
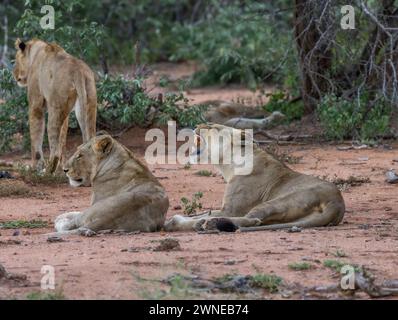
239,200 -> 345,233
74,72 -> 97,142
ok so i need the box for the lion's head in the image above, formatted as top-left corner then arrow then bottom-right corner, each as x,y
13,39 -> 29,87
63,133 -> 114,187
192,123 -> 252,162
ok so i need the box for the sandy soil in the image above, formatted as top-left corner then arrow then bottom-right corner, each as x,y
1,65 -> 398,300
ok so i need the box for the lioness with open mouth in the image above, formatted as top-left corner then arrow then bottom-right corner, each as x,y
54,133 -> 169,233
165,123 -> 345,232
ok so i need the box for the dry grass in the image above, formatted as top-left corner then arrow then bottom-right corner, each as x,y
16,163 -> 68,185
0,179 -> 49,199
0,179 -> 32,197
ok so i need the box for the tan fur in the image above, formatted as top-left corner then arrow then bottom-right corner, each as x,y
165,124 -> 345,232
202,100 -> 284,129
13,38 -> 97,173
54,134 -> 169,233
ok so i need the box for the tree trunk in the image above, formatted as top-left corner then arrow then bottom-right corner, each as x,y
294,0 -> 333,113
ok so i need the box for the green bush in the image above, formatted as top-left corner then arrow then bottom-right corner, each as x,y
170,2 -> 297,89
97,74 -> 207,130
317,94 -> 391,142
0,69 -> 207,153
0,69 -> 30,152
263,90 -> 304,121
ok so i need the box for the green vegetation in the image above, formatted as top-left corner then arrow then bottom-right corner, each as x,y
0,219 -> 48,229
26,290 -> 65,300
323,259 -> 345,272
97,74 -> 207,130
288,262 -> 312,271
264,91 -> 304,121
318,94 -> 391,143
194,170 -> 213,177
0,179 -> 31,197
249,274 -> 283,293
180,192 -> 203,215
323,259 -> 362,273
16,163 -> 68,184
1,0 -> 396,147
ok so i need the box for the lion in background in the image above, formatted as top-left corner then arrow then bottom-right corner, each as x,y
54,133 -> 169,233
13,38 -> 97,173
203,100 -> 285,129
165,123 -> 345,232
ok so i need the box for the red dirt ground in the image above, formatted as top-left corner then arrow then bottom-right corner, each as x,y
1,64 -> 398,300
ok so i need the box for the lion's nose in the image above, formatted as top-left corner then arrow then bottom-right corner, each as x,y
63,168 -> 69,173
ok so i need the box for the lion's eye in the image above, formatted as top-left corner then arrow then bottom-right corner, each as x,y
76,154 -> 82,160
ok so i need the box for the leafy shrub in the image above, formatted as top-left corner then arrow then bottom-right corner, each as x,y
97,74 -> 207,130
317,94 -> 391,142
0,69 -> 206,153
14,0 -> 107,65
0,68 -> 29,152
180,192 -> 203,215
263,90 -> 304,121
170,2 -> 297,89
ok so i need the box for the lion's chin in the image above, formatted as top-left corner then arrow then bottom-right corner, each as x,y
17,81 -> 27,88
69,178 -> 84,187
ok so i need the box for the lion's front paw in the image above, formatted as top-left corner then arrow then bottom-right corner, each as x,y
54,211 -> 81,232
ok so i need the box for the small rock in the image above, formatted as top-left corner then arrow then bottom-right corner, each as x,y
224,259 -> 236,265
47,236 -> 64,243
358,157 -> 369,161
386,170 -> 398,184
173,205 -> 182,210
153,238 -> 181,251
287,226 -> 302,233
12,230 -> 20,236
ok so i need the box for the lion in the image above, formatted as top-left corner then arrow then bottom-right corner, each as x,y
13,38 -> 97,173
53,133 -> 169,233
164,123 -> 345,232
202,100 -> 285,129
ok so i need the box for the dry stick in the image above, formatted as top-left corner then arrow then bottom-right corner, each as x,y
256,130 -> 313,141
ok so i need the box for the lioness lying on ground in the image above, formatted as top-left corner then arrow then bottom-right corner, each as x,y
54,133 -> 169,233
165,124 -> 345,232
13,38 -> 97,173
203,100 -> 285,129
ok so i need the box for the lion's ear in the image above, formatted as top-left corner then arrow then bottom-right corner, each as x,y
15,38 -> 26,51
93,136 -> 113,155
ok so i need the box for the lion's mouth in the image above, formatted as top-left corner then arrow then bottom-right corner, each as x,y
69,177 -> 84,187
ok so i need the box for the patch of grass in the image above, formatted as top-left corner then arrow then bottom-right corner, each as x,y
323,259 -> 361,273
0,219 -> 48,229
323,259 -> 345,272
183,163 -> 191,170
16,164 -> 68,185
249,274 -> 283,293
0,179 -> 31,197
288,262 -> 312,271
135,273 -> 197,300
26,290 -> 65,300
180,192 -> 203,215
194,170 -> 213,177
214,273 -> 237,284
334,250 -> 348,258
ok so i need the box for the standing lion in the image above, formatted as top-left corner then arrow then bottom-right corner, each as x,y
13,38 -> 97,173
